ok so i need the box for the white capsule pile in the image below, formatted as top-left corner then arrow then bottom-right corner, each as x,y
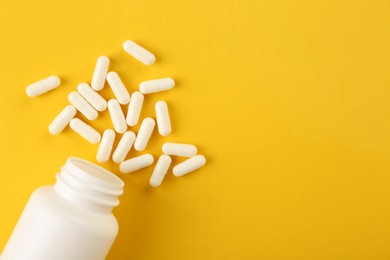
26,40 -> 207,187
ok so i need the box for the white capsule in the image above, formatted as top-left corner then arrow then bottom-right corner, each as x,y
155,101 -> 171,136
68,91 -> 98,121
77,83 -> 107,111
106,72 -> 131,105
107,99 -> 127,133
150,154 -> 172,187
48,105 -> 77,135
162,143 -> 197,157
122,40 -> 155,65
126,91 -> 144,126
134,117 -> 155,151
91,56 -> 109,91
139,78 -> 174,94
96,129 -> 116,163
26,76 -> 60,97
69,118 -> 101,144
173,155 -> 206,177
120,154 -> 154,174
112,131 -> 136,163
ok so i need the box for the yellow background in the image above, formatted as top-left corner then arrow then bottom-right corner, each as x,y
1,0 -> 390,259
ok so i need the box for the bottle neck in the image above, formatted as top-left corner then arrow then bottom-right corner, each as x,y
54,157 -> 124,213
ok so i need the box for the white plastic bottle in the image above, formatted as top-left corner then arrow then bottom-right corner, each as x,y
1,157 -> 124,260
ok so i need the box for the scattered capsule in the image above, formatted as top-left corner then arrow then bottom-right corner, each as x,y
122,40 -> 155,65
150,154 -> 172,187
162,142 -> 197,157
69,118 -> 101,144
26,76 -> 60,97
48,105 -> 77,135
155,101 -> 171,136
120,154 -> 154,174
112,131 -> 136,163
139,78 -> 174,94
126,91 -> 144,126
173,155 -> 206,177
77,83 -> 107,111
107,99 -> 127,133
68,91 -> 98,121
134,117 -> 155,151
91,56 -> 109,91
106,72 -> 131,105
96,129 -> 116,163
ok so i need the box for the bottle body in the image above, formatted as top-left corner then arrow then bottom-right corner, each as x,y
1,157 -> 124,260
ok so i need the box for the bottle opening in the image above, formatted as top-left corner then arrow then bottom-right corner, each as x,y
54,157 -> 125,211
68,157 -> 124,188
